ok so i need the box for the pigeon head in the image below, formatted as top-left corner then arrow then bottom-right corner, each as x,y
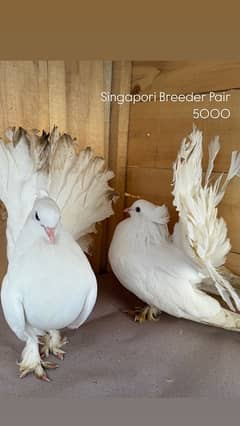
31,196 -> 61,243
124,199 -> 169,225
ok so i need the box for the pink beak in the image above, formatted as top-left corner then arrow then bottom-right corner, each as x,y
45,227 -> 55,243
124,207 -> 132,214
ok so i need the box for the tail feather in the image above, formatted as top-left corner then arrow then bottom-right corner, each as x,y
172,126 -> 240,311
206,308 -> 240,331
205,136 -> 220,186
0,126 -> 116,260
217,150 -> 240,203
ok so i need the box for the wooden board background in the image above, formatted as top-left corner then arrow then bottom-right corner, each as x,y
126,61 -> 240,274
1,61 -> 240,280
0,60 -> 113,281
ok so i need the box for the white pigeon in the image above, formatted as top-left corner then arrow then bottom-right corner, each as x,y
1,194 -> 97,381
0,126 -> 116,380
109,127 -> 240,331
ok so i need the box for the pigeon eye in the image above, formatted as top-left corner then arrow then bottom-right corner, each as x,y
135,206 -> 141,213
35,212 -> 40,221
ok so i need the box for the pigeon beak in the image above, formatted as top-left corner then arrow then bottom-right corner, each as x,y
45,227 -> 55,243
124,207 -> 133,215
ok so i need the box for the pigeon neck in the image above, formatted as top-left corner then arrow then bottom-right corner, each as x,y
129,217 -> 169,248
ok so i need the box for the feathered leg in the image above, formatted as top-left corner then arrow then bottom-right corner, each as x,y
19,334 -> 58,382
1,282 -> 57,381
40,330 -> 68,361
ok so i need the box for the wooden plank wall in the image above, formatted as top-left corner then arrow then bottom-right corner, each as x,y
106,62 -> 132,253
1,61 -> 240,279
0,60 -> 112,281
126,61 -> 240,274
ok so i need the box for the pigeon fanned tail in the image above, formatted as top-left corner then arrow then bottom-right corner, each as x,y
0,126 -> 116,260
172,127 -> 240,311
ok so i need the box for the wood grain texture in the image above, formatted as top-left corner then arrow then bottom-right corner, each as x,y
0,61 -> 49,133
48,61 -> 111,156
128,89 -> 240,171
48,61 -> 67,130
90,61 -> 112,272
107,61 -> 132,250
226,252 -> 240,275
132,61 -> 240,95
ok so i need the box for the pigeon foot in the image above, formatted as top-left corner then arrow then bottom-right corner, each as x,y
133,306 -> 161,323
18,338 -> 58,382
18,359 -> 58,381
40,330 -> 68,360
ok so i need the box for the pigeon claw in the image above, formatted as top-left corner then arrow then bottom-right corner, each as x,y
52,348 -> 65,361
40,333 -> 68,360
133,306 -> 161,323
18,359 -> 56,382
40,373 -> 51,383
42,361 -> 59,369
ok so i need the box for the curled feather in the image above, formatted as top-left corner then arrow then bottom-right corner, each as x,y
172,126 -> 240,312
205,136 -> 220,187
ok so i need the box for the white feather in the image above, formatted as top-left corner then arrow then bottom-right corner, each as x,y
1,195 -> 97,379
109,127 -> 240,332
0,126 -> 116,261
205,136 -> 220,186
172,127 -> 240,311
